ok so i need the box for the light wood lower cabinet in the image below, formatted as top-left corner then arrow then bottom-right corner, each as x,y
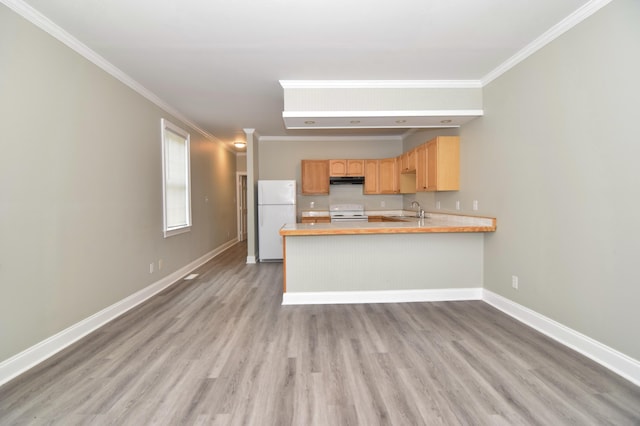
301,160 -> 329,195
367,216 -> 407,222
300,216 -> 331,224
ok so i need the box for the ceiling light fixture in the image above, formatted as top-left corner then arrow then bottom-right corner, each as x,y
395,119 -> 407,124
234,141 -> 246,148
304,120 -> 315,124
440,119 -> 452,124
350,120 -> 361,124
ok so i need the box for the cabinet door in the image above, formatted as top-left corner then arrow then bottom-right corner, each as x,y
364,160 -> 379,194
399,152 -> 409,173
329,160 -> 347,176
301,160 -> 329,195
426,136 -> 460,191
379,157 -> 398,193
426,141 -> 438,191
416,144 -> 428,192
407,148 -> 417,172
347,160 -> 365,176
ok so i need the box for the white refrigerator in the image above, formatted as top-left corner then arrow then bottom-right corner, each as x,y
258,180 -> 296,261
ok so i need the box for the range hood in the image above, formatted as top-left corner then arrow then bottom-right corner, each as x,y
330,176 -> 364,185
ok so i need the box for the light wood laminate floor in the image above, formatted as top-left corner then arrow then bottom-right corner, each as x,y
1,241 -> 639,425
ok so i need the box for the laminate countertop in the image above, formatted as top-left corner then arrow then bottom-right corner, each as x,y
281,213 -> 496,236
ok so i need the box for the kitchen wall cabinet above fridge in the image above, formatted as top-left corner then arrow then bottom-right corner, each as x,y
301,160 -> 330,195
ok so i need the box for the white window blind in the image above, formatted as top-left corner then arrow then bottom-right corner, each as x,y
161,119 -> 191,237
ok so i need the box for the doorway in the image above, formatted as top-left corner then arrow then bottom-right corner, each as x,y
236,172 -> 248,241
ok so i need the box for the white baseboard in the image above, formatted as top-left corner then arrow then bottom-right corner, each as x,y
482,289 -> 640,387
246,256 -> 257,264
0,239 -> 238,387
282,288 -> 482,305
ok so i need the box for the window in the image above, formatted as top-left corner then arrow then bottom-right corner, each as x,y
161,119 -> 191,237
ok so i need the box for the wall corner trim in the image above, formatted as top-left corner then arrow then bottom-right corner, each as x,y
482,289 -> 640,387
0,240 -> 238,387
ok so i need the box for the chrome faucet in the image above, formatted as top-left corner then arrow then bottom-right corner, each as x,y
410,201 -> 425,219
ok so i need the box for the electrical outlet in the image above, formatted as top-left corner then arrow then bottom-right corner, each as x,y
473,200 -> 479,211
149,263 -> 154,274
381,201 -> 386,207
455,201 -> 461,210
310,201 -> 315,208
158,259 -> 163,270
436,201 -> 441,210
512,275 -> 519,289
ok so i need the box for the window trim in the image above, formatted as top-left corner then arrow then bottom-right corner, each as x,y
161,118 -> 192,238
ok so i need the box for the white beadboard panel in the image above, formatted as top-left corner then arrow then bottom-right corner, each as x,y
284,233 -> 483,293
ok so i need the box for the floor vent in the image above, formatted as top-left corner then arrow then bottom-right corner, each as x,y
184,273 -> 199,280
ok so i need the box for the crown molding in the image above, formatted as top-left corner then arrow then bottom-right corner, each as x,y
1,0 -> 233,153
482,0 -> 613,85
280,80 -> 483,89
259,135 -> 403,143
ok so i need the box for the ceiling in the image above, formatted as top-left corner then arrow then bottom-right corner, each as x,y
16,0 -> 592,148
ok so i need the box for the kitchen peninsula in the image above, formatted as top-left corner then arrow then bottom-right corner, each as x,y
279,213 -> 496,305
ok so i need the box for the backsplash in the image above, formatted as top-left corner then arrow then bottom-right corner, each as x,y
297,185 -> 403,211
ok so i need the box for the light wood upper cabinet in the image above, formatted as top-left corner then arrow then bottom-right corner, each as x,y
400,149 -> 417,173
329,160 -> 347,176
379,157 -> 399,194
407,149 -> 416,172
416,144 -> 428,192
330,159 -> 365,176
301,138 -> 458,196
301,160 -> 329,195
347,160 -> 365,176
425,136 -> 460,191
364,160 -> 379,194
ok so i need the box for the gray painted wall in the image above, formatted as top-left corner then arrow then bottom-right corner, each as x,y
0,6 -> 237,362
236,153 -> 247,172
438,0 -> 640,359
258,137 -> 404,213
